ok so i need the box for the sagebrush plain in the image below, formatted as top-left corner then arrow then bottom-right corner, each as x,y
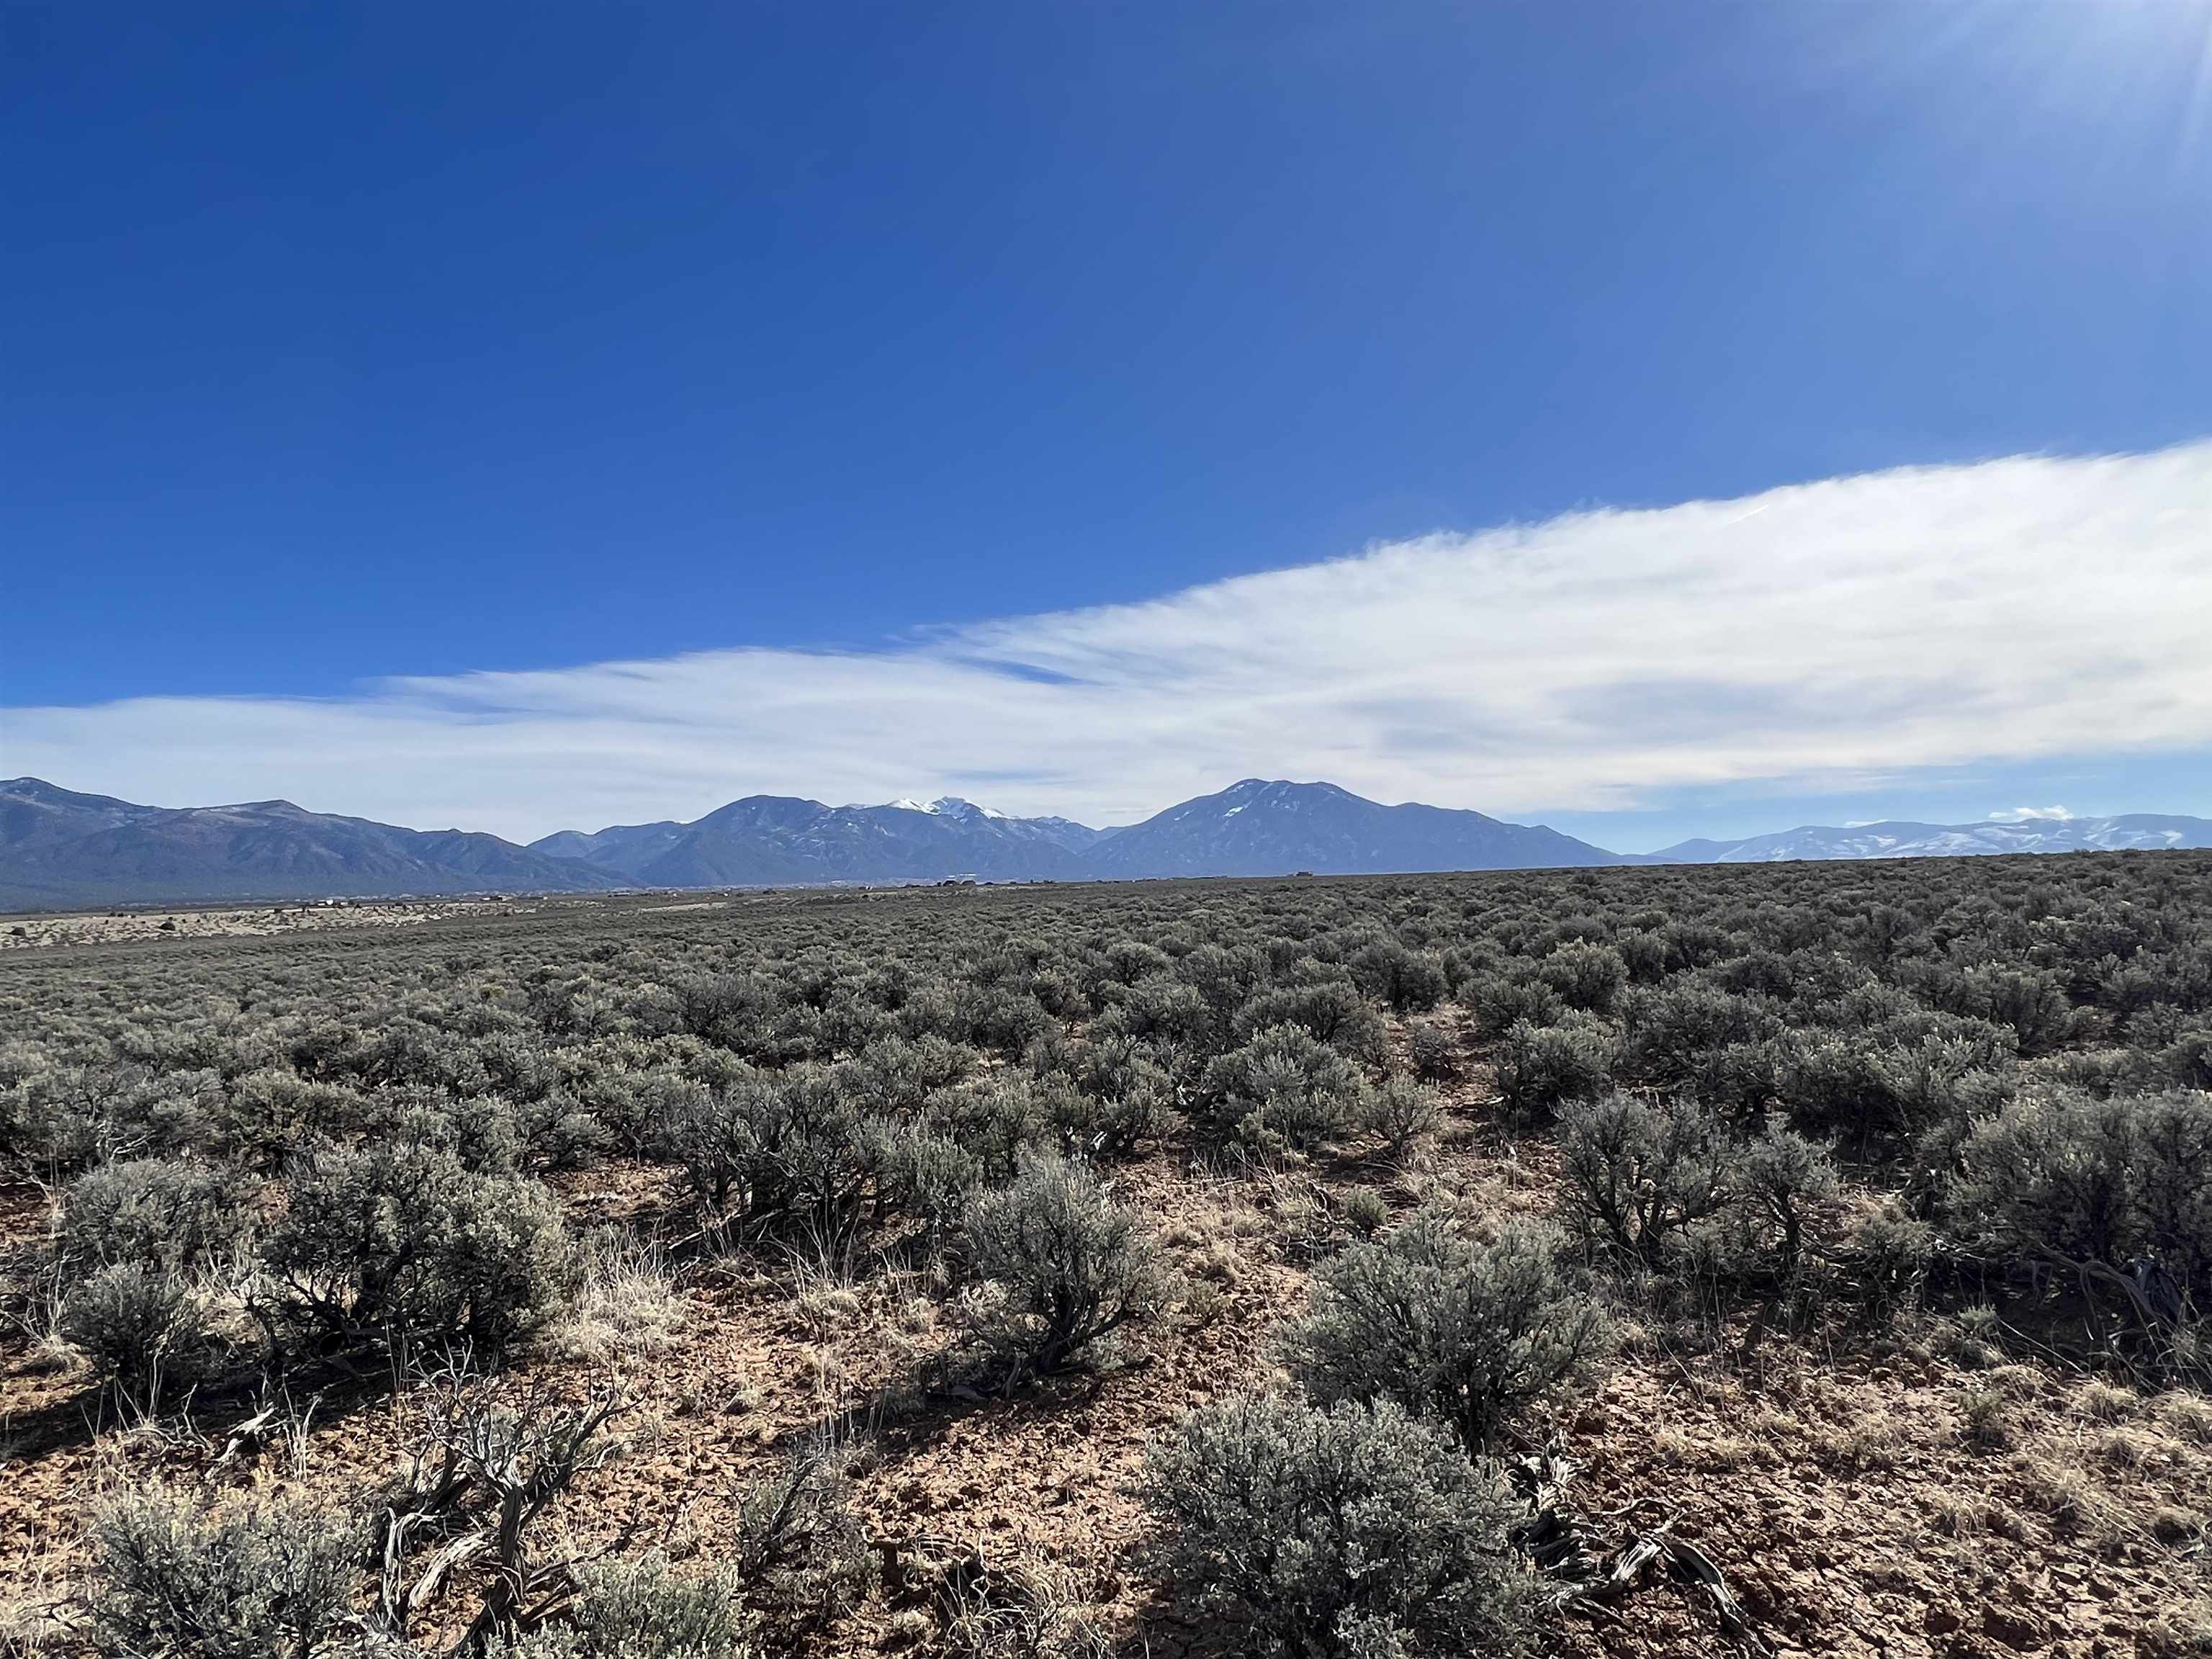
4,858 -> 2210,1658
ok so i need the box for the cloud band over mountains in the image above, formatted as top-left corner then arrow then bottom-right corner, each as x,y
11,442 -> 2212,841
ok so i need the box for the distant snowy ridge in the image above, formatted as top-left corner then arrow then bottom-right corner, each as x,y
1635,813 -> 2212,864
6,775 -> 2209,909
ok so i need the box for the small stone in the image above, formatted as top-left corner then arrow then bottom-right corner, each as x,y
1982,1608 -> 2049,1651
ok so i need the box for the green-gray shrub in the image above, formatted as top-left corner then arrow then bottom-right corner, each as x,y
868,1117 -> 984,1249
490,1551 -> 746,1659
661,1066 -> 871,1238
1555,1092 -> 1732,1263
63,1262 -> 215,1398
962,1150 -> 1164,1387
261,1141 -> 570,1356
1142,1393 -> 1537,1659
1781,1018 -> 2014,1156
1851,1200 -> 1935,1324
1063,1034 -> 1178,1156
1494,1017 -> 1614,1122
1950,1087 -> 2212,1300
1360,1074 -> 1442,1161
1537,942 -> 1629,1015
1231,982 -> 1389,1064
1348,942 -> 1449,1015
729,1442 -> 878,1640
92,1488 -> 358,1659
1467,971 -> 1563,1039
1197,1025 -> 1369,1152
1280,1213 -> 1609,1453
931,1071 -> 1058,1179
62,1156 -> 257,1274
1407,1017 -> 1458,1084
1622,981 -> 1781,1088
1731,1119 -> 1838,1279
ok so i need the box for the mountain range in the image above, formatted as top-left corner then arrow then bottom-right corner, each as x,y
1632,814 -> 2212,863
0,779 -> 619,909
531,793 -> 1112,888
3,775 -> 2208,909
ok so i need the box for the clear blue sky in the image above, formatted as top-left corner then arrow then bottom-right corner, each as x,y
5,3 -> 2210,845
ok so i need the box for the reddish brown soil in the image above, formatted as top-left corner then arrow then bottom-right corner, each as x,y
3,1112 -> 2206,1656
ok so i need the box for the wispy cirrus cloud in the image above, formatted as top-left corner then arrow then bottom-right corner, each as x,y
7,442 -> 2212,840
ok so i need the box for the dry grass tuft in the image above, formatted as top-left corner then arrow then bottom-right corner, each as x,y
2157,1393 -> 2212,1447
2075,1380 -> 2139,1422
1925,1491 -> 1986,1537
1959,1388 -> 2010,1451
542,1233 -> 690,1364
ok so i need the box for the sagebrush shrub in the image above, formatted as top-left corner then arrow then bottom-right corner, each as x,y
1657,920 -> 1734,974
662,1065 -> 871,1238
1197,1025 -> 1368,1152
1730,1119 -> 1838,1279
1783,1017 -> 2014,1156
660,1069 -> 773,1210
62,1156 -> 256,1273
1089,938 -> 1174,1004
1360,1074 -> 1442,1161
730,1442 -> 878,1639
73,1066 -> 230,1163
1348,941 -> 1449,1015
1467,971 -> 1563,1038
868,1117 -> 984,1248
1194,1026 -> 1362,1159
963,1150 -> 1164,1386
261,1141 -> 570,1355
0,1049 -> 98,1171
1407,1017 -> 1458,1083
1143,1393 -> 1537,1659
93,1488 -> 357,1659
956,984 -> 1058,1058
673,969 -> 789,1057
837,1034 -> 976,1115
1280,1213 -> 1608,1452
1617,928 -> 1669,984
63,1262 -> 214,1398
2161,1024 -> 2212,1090
491,1551 -> 745,1658
1063,1033 -> 1178,1156
1537,941 -> 1629,1015
1555,1092 -> 1732,1262
1231,981 -> 1389,1064
508,1088 -> 614,1172
1094,978 -> 1215,1056
1494,1017 -> 1614,1121
1951,1087 -> 2212,1300
1177,942 -> 1271,1038
1960,965 -> 2075,1058
1621,981 -> 1783,1090
1341,1187 -> 1391,1237
1708,948 -> 1796,1001
217,1069 -> 377,1165
930,1071 -> 1055,1179
1851,1200 -> 1935,1324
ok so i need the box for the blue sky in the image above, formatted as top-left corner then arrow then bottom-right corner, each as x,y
4,3 -> 2211,849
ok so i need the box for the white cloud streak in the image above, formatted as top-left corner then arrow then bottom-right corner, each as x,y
7,443 -> 2212,840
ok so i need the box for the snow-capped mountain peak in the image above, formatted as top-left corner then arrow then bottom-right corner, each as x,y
927,796 -> 1004,819
867,795 -> 1007,819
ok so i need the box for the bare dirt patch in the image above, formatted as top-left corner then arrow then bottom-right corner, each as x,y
5,1118 -> 2204,1658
